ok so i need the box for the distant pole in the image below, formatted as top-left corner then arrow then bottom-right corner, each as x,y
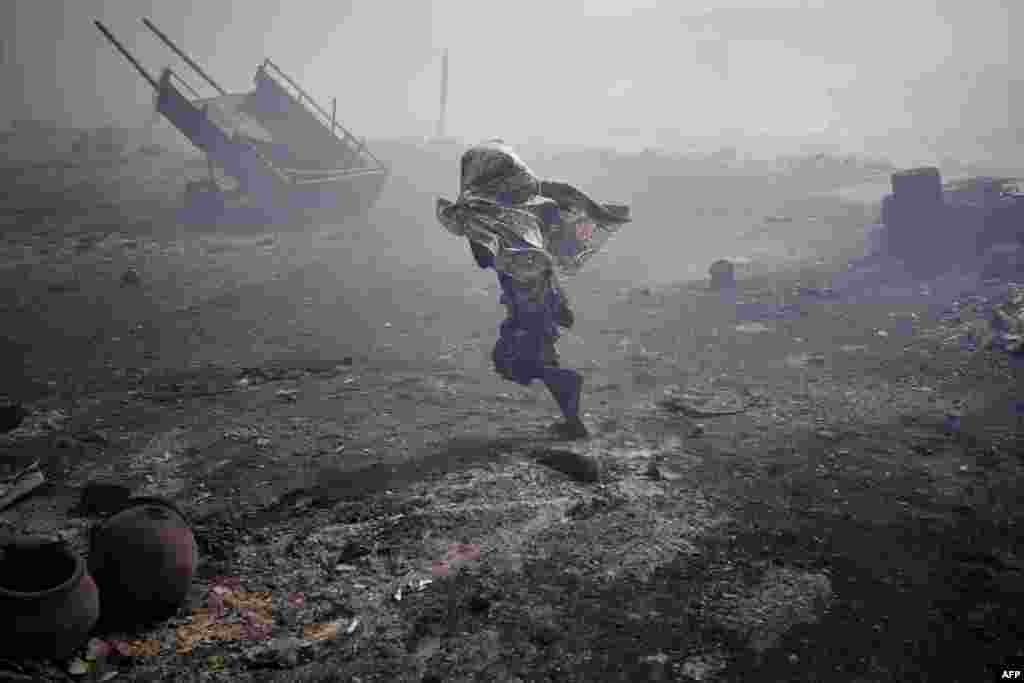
0,38 -> 6,127
331,97 -> 336,134
0,38 -> 5,125
436,49 -> 448,139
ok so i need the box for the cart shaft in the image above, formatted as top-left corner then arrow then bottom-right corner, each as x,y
94,20 -> 158,91
142,17 -> 226,96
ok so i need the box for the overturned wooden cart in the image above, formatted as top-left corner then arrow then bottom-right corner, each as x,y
94,17 -> 389,218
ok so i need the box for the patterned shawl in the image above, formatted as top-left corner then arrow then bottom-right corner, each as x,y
436,140 -> 631,283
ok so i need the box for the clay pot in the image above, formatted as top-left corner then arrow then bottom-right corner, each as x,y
89,496 -> 199,628
708,259 -> 736,290
0,537 -> 100,660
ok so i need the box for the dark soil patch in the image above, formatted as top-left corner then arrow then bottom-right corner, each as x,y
254,435 -> 554,525
716,507 -> 1024,682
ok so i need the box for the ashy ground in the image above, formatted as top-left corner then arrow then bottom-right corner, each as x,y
0,149 -> 1022,682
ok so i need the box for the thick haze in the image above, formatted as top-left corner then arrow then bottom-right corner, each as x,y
2,1 -> 1018,164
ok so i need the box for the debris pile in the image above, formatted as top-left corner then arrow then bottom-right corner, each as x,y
920,285 -> 1024,355
880,167 -> 952,276
989,286 -> 1024,354
880,167 -> 1023,278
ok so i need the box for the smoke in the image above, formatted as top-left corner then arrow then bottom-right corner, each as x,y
4,1 -> 1017,166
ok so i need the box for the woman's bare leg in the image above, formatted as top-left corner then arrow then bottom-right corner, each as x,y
542,367 -> 588,439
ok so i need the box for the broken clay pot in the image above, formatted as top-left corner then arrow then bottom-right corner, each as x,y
0,537 -> 100,660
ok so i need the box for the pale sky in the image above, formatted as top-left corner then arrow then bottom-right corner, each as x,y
2,1 -> 1018,162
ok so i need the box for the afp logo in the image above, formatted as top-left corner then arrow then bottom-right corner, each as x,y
996,658 -> 1024,681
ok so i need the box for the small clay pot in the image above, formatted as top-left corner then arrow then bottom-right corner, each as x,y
89,496 -> 199,628
709,259 -> 736,290
0,537 -> 100,660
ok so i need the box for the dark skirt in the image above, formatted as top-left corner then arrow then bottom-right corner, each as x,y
492,321 -> 559,386
490,266 -> 566,386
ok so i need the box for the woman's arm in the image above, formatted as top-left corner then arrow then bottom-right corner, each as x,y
470,239 -> 495,269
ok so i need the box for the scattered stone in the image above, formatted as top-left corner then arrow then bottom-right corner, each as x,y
734,322 -> 774,334
467,593 -> 493,614
138,143 -> 166,156
796,286 -> 838,299
243,636 -> 308,669
67,658 -> 90,676
839,344 -> 869,353
690,423 -> 706,437
47,280 -> 81,293
224,426 -> 261,442
644,461 -> 663,480
120,268 -> 141,287
337,541 -> 372,563
680,652 -> 727,681
531,449 -> 602,484
786,352 -> 827,369
642,652 -> 670,680
660,387 -> 748,418
567,494 -> 625,521
529,619 -> 565,646
642,652 -> 670,665
74,430 -> 110,446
